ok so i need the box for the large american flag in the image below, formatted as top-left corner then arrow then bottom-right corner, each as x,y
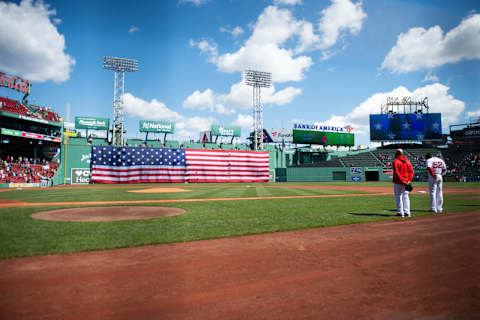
91,146 -> 270,183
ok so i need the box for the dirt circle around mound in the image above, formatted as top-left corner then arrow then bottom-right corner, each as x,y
31,206 -> 187,222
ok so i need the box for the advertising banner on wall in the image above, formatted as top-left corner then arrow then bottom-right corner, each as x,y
263,128 -> 293,143
71,168 -> 91,184
75,117 -> 109,130
139,120 -> 175,133
450,125 -> 480,141
350,167 -> 362,175
1,128 -> 61,142
211,125 -> 241,137
200,131 -> 212,143
293,129 -> 354,146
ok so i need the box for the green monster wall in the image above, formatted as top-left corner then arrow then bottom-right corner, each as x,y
53,139 -> 92,185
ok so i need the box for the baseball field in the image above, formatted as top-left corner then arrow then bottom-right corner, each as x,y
0,181 -> 479,319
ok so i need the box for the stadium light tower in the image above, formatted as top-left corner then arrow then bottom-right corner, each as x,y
103,56 -> 138,146
244,69 -> 272,151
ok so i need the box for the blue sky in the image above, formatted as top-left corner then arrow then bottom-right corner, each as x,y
0,0 -> 479,146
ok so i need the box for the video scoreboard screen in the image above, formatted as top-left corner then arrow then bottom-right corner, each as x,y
369,113 -> 442,141
292,129 -> 354,146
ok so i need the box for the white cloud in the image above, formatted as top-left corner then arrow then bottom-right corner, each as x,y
221,82 -> 251,109
176,116 -> 216,138
123,93 -> 184,121
216,6 -> 314,82
0,0 -> 75,83
183,89 -> 235,115
382,14 -> 480,73
129,26 -> 140,34
467,109 -> 480,118
318,0 -> 367,49
221,81 -> 302,109
188,2 -> 368,82
266,86 -> 302,105
320,84 -> 465,137
123,93 -> 218,139
220,25 -> 244,37
413,83 -> 465,126
180,0 -> 207,6
422,70 -> 439,83
217,43 -> 313,82
191,1 -> 365,83
183,81 -> 301,117
274,0 -> 302,5
189,39 -> 218,63
232,114 -> 253,128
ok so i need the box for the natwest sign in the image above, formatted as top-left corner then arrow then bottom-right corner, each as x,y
139,120 -> 174,133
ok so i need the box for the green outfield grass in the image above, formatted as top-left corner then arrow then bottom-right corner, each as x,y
0,183 -> 366,203
0,182 -> 478,259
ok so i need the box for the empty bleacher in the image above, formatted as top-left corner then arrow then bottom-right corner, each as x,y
337,150 -> 382,167
297,158 -> 343,167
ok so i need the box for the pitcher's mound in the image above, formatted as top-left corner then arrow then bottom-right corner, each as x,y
31,206 -> 187,222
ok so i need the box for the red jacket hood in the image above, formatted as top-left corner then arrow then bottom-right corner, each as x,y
392,155 -> 414,184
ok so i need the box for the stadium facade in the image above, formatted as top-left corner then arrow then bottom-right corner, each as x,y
1,72 -> 479,187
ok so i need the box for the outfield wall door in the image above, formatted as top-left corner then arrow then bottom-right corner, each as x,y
365,170 -> 379,181
332,171 -> 346,181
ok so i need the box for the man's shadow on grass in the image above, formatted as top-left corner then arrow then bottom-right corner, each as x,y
349,209 -> 427,217
348,213 -> 393,217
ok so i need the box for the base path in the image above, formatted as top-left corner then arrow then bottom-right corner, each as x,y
0,211 -> 479,320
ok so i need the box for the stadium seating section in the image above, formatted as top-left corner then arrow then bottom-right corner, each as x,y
0,96 -> 30,116
442,147 -> 480,179
299,146 -> 447,170
0,97 -> 61,123
0,158 -> 59,184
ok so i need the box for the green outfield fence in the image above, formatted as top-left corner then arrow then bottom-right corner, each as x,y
275,166 -> 394,182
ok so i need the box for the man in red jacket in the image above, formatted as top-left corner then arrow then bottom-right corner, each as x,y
392,149 -> 414,217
